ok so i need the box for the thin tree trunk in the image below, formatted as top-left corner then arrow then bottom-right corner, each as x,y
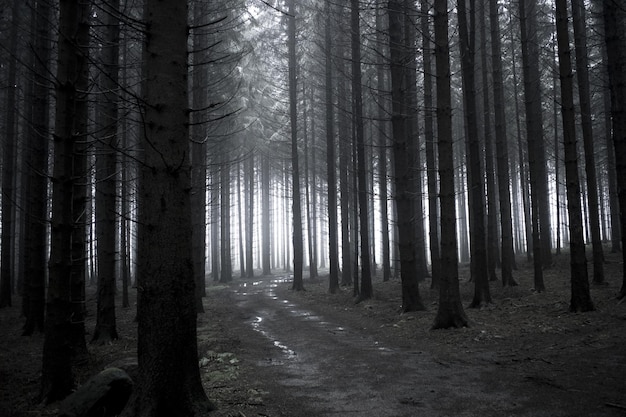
519,0 -> 546,290
571,0 -> 605,284
490,0 -> 517,285
481,0 -> 499,282
352,0 -> 373,301
422,0 -> 441,289
288,0 -> 304,291
326,0 -> 340,293
93,0 -> 121,344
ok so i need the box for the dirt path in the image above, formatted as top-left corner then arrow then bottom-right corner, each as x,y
206,275 -> 626,417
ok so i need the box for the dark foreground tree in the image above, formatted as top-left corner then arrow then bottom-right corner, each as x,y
603,0 -> 626,299
41,0 -> 89,403
554,0 -> 594,312
120,0 -> 214,414
432,0 -> 468,329
388,0 -> 425,312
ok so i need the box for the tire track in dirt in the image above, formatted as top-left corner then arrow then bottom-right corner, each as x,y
225,276 -> 564,417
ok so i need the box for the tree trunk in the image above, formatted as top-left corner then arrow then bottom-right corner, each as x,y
246,153 -> 255,277
22,0 -> 51,335
480,0 -> 499,282
602,0 -> 626,299
326,0 -> 340,294
388,0 -> 426,312
261,154 -> 271,275
191,0 -> 208,309
571,0 -> 605,284
351,0 -> 373,301
0,0 -> 20,309
554,0 -> 594,312
490,0 -> 517,286
288,0 -> 304,291
519,0 -> 546,290
422,0 -> 441,290
93,0 -> 121,344
458,0 -> 492,307
432,0 -> 469,329
42,0 -> 90,403
220,157 -> 232,283
121,0 -> 213,414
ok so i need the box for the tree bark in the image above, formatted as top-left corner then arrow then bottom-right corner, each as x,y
421,0 -> 441,289
554,0 -> 595,312
93,0 -> 121,344
351,0 -> 373,301
458,0 -> 492,307
288,0 -> 304,291
325,0 -> 340,294
121,0 -> 213,414
432,0 -> 469,329
22,0 -> 51,335
602,0 -> 626,299
388,0 -> 425,312
519,0 -> 546,290
489,0 -> 517,286
42,0 -> 90,403
571,0 -> 605,285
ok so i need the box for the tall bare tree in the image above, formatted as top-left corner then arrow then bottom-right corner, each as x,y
554,0 -> 594,312
42,0 -> 90,403
121,0 -> 214,413
388,0 -> 425,312
351,0 -> 373,301
571,0 -> 605,285
432,0 -> 469,329
288,0 -> 304,291
490,0 -> 517,287
602,0 -> 626,299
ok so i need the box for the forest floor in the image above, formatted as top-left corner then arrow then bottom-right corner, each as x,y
1,249 -> 626,416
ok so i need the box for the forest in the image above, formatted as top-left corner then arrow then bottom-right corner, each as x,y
1,0 -> 625,416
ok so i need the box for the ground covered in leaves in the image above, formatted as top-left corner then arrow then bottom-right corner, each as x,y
1,249 -> 625,416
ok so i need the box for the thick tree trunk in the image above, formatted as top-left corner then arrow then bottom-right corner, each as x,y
191,1 -> 208,308
458,0 -> 492,307
555,0 -> 594,312
121,0 -> 213,414
389,0 -> 425,312
0,0 -> 20,309
432,0 -> 468,329
602,0 -> 626,299
22,0 -> 51,335
42,0 -> 90,403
